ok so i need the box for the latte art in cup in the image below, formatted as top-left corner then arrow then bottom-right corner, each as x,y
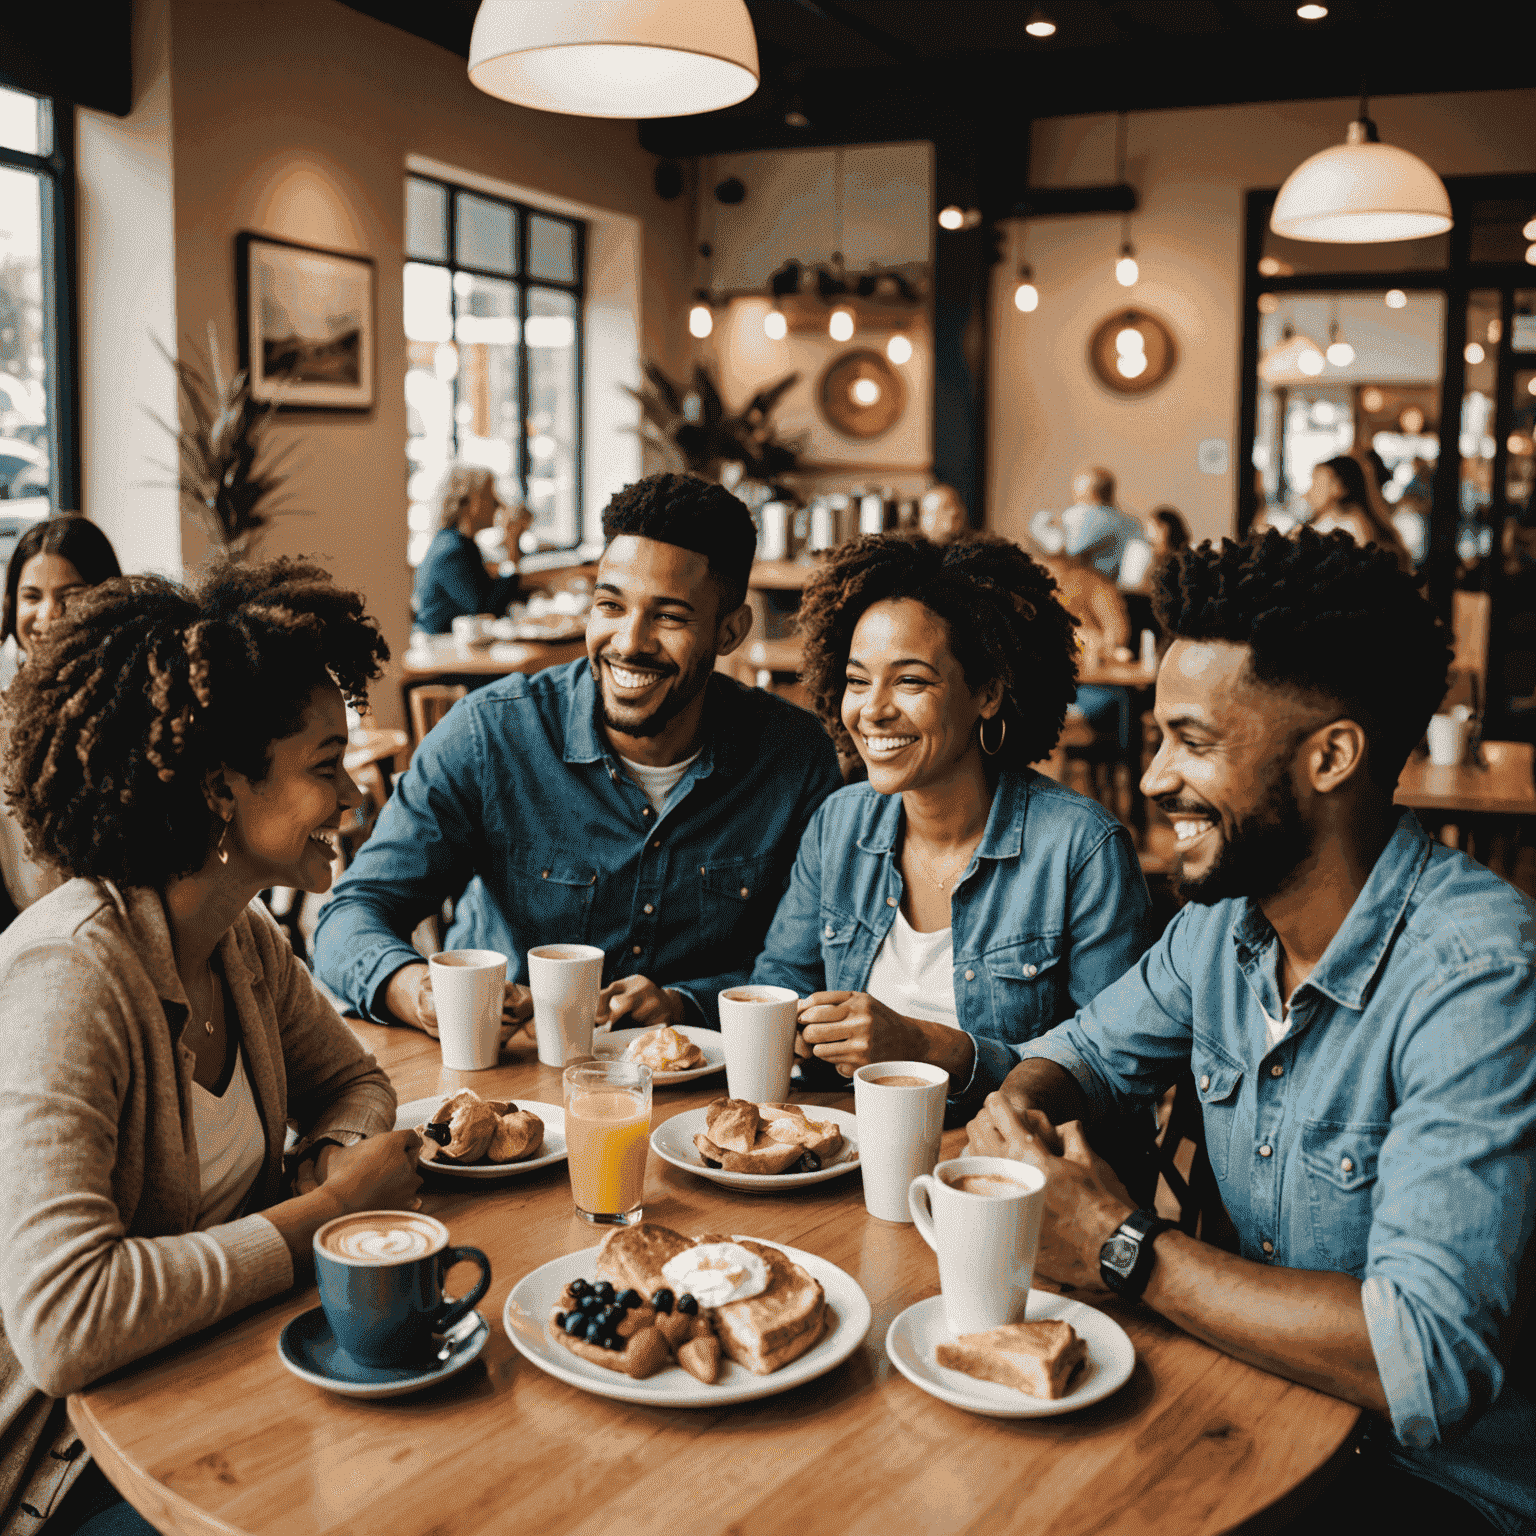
945,1173 -> 1029,1198
720,987 -> 785,1003
317,1212 -> 446,1264
870,1074 -> 931,1087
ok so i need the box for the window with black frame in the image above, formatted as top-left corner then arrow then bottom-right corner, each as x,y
0,83 -> 76,556
403,174 -> 585,567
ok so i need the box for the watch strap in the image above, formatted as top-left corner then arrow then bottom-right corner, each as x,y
1099,1209 -> 1176,1300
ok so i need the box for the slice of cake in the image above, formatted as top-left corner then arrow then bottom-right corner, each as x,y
935,1320 -> 1087,1400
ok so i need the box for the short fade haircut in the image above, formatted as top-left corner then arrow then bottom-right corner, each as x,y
600,472 -> 756,617
1155,528 -> 1451,791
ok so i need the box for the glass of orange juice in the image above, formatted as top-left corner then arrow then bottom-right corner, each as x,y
563,1059 -> 652,1226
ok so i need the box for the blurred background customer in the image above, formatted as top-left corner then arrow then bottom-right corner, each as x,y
411,463 -> 533,635
1306,454 -> 1413,573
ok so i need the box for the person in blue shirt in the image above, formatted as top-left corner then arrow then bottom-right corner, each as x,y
1044,466 -> 1147,583
411,463 -> 532,634
749,533 -> 1156,1183
316,472 -> 842,1039
968,529 -> 1535,1536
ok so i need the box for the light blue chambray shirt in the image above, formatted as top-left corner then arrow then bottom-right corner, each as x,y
1020,813 -> 1536,1533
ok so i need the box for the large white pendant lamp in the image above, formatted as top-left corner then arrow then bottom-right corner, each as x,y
468,0 -> 760,119
1270,110 -> 1451,243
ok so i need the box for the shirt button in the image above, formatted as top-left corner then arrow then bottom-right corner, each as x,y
1258,1144 -> 1272,1157
542,870 -> 550,879
631,945 -> 642,955
652,840 -> 661,850
825,925 -> 835,938
643,903 -> 654,915
1199,1074 -> 1210,1091
642,807 -> 652,817
1340,1157 -> 1354,1174
887,896 -> 897,907
740,887 -> 750,899
1270,1063 -> 1283,1077
1261,1240 -> 1274,1255
964,969 -> 975,981
1023,963 -> 1037,977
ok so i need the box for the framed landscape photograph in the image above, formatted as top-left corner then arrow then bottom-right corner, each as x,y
237,232 -> 375,411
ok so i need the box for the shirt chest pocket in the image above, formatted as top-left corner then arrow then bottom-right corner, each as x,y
511,845 -> 599,942
1300,1119 -> 1387,1278
697,855 -> 775,951
1192,1048 -> 1244,1184
982,936 -> 1067,1043
818,907 -> 868,990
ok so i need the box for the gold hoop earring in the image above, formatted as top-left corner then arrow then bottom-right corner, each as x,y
979,716 -> 1006,756
216,818 -> 231,865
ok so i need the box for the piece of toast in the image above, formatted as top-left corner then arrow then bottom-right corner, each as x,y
595,1223 -> 695,1298
756,1103 -> 843,1159
693,1130 -> 804,1175
704,1097 -> 761,1153
705,1238 -> 827,1375
934,1320 -> 1087,1400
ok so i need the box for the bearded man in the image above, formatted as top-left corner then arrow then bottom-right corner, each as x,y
969,529 -> 1535,1535
317,473 -> 841,1036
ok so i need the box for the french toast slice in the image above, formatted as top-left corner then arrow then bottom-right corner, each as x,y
704,1097 -> 761,1154
756,1103 -> 843,1159
705,1238 -> 827,1375
693,1130 -> 805,1174
934,1320 -> 1087,1400
594,1223 -> 694,1297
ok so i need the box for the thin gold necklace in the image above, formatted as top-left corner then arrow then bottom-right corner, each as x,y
905,832 -> 983,891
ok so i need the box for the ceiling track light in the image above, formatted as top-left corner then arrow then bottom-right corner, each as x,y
1296,3 -> 1328,17
1025,9 -> 1056,37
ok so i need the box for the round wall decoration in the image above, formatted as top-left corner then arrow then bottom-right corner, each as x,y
817,349 -> 904,438
1088,310 -> 1178,396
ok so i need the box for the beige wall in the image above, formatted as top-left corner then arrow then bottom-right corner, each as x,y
117,0 -> 694,725
990,88 -> 1536,549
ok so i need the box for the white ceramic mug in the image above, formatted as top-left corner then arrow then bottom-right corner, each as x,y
853,1061 -> 948,1223
428,949 -> 506,1071
909,1155 -> 1047,1336
718,985 -> 798,1103
1427,712 -> 1469,767
527,943 -> 604,1068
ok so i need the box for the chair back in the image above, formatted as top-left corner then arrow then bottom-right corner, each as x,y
409,683 -> 468,746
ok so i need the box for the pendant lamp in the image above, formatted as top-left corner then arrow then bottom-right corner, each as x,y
1270,109 -> 1451,243
468,0 -> 759,119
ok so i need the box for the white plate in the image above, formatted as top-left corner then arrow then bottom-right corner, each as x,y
650,1106 -> 860,1192
591,1025 -> 726,1085
396,1097 -> 567,1179
502,1236 -> 871,1406
885,1290 -> 1135,1418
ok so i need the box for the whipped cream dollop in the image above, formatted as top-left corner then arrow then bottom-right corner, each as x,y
660,1242 -> 770,1308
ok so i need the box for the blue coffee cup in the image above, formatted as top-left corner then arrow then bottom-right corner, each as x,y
314,1210 -> 491,1367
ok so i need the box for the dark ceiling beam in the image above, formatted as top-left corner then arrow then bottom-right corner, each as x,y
1012,184 -> 1138,219
782,0 -> 918,65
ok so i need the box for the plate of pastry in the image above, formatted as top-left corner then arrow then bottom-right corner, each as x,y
592,1024 -> 726,1084
395,1090 -> 566,1179
650,1100 -> 859,1191
885,1290 -> 1135,1418
503,1222 -> 870,1406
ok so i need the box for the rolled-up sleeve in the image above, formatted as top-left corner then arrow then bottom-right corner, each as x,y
1360,957 -> 1536,1449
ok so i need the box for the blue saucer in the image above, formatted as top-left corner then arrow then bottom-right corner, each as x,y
277,1306 -> 489,1399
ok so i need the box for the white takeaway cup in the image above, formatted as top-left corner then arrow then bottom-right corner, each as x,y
527,943 -> 605,1068
909,1156 -> 1048,1336
428,949 -> 506,1071
853,1061 -> 949,1223
718,985 -> 799,1103
1426,713 -> 1469,767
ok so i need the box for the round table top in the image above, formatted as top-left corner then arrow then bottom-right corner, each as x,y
70,1022 -> 1359,1536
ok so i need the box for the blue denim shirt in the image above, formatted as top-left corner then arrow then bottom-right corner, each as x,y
1020,814 -> 1536,1534
314,661 -> 842,1028
750,769 -> 1155,1115
412,527 -> 519,634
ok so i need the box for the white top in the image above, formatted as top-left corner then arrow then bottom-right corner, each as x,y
619,748 -> 701,815
192,1048 -> 266,1230
1261,1004 -> 1291,1053
865,908 -> 959,1030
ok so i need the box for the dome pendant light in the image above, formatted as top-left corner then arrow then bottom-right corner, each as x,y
1270,101 -> 1451,243
468,0 -> 760,119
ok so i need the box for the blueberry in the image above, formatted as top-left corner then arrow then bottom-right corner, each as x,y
617,1288 -> 642,1309
578,1293 -> 601,1314
677,1293 -> 698,1315
793,1150 -> 822,1174
585,1319 -> 605,1343
569,1278 -> 590,1297
553,1311 -> 567,1330
652,1288 -> 674,1313
600,1306 -> 623,1326
563,1313 -> 584,1336
603,1334 -> 623,1351
593,1280 -> 615,1302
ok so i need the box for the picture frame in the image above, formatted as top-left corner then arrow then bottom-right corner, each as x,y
236,232 -> 375,411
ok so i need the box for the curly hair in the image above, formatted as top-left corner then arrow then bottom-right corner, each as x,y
2,516 -> 122,642
797,532 -> 1080,771
3,557 -> 389,888
601,472 -> 757,616
1154,527 -> 1451,791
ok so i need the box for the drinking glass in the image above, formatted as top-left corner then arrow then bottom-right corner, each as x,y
563,1059 -> 652,1226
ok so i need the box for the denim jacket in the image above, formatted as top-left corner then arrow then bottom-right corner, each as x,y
1021,814 -> 1536,1534
750,768 -> 1155,1115
314,661 -> 842,1028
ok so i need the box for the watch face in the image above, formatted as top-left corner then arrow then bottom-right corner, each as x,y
1102,1235 -> 1138,1276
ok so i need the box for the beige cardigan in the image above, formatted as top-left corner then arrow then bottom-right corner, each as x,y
0,881 -> 397,1533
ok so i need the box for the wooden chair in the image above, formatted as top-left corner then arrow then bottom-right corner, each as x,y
1154,1071 -> 1239,1249
1446,589 -> 1492,714
408,683 -> 468,747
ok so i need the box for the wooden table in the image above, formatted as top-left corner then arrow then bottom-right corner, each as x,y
70,1025 -> 1359,1536
343,727 -> 409,781
397,633 -> 587,721
1394,740 -> 1536,815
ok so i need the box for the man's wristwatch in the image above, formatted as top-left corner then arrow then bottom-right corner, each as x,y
1099,1209 -> 1176,1300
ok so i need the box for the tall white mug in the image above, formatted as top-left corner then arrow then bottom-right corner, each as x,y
527,943 -> 604,1068
429,949 -> 506,1071
909,1156 -> 1047,1335
1426,713 -> 1469,767
718,985 -> 798,1103
853,1061 -> 948,1223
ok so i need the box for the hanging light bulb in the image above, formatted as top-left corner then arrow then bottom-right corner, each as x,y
1025,10 -> 1056,36
1525,218 -> 1536,240
1326,321 -> 1355,367
1014,263 -> 1040,312
763,306 -> 787,341
1297,346 -> 1326,376
1385,289 -> 1408,309
937,205 -> 965,231
1296,3 -> 1328,16
1270,105 -> 1451,242
688,293 -> 713,338
1465,342 -> 1486,364
829,307 -> 855,342
1112,115 -> 1139,288
1115,242 -> 1139,287
886,333 -> 913,365
1526,243 -> 1536,267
